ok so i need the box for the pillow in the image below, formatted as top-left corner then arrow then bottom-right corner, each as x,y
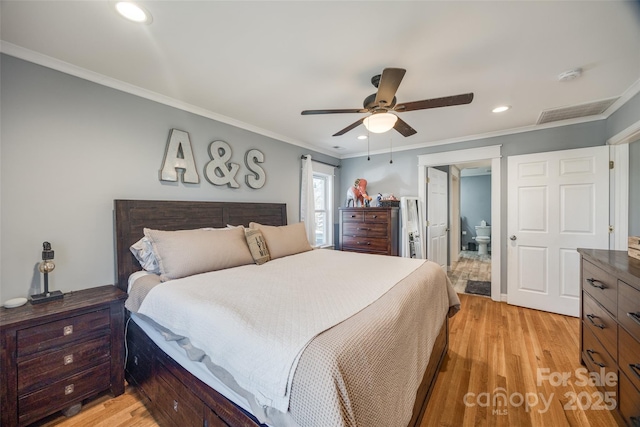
144,226 -> 253,281
244,228 -> 271,265
130,237 -> 160,274
249,222 -> 312,260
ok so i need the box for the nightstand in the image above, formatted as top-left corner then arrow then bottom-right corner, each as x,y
0,285 -> 127,427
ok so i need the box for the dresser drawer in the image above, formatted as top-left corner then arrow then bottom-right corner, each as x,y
364,210 -> 389,223
18,335 -> 110,394
342,236 -> 388,253
342,222 -> 387,238
619,371 -> 640,427
17,309 -> 110,357
155,364 -> 204,427
582,260 -> 617,316
342,210 -> 364,222
581,326 -> 617,395
619,326 -> 640,394
582,291 -> 617,361
619,280 -> 640,343
18,362 -> 110,426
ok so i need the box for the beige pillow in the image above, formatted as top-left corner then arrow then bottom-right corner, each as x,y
144,226 -> 253,281
249,222 -> 312,260
244,228 -> 271,265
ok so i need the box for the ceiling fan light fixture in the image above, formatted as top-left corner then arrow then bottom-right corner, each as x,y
363,113 -> 398,133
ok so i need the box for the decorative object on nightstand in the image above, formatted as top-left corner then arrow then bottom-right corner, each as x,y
0,285 -> 127,427
30,241 -> 64,304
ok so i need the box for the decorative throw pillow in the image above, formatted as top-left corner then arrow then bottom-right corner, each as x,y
249,222 -> 312,260
244,228 -> 271,265
144,226 -> 253,281
130,236 -> 161,274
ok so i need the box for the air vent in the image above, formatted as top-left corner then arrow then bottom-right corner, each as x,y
537,97 -> 618,125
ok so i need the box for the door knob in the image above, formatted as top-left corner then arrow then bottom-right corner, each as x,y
510,235 -> 517,241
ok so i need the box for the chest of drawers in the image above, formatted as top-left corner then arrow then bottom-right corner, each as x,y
339,207 -> 399,256
578,249 -> 640,427
0,285 -> 127,426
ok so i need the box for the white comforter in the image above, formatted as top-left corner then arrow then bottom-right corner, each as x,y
137,249 -> 425,413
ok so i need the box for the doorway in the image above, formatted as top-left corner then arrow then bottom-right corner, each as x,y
418,145 -> 502,301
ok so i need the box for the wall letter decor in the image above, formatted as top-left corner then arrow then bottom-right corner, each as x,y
204,140 -> 240,188
159,129 -> 200,183
245,149 -> 266,189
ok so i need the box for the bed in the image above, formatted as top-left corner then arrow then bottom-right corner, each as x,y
114,199 -> 459,427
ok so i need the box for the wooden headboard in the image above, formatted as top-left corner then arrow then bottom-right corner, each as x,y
114,199 -> 287,292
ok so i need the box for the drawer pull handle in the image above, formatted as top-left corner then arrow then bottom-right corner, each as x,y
63,354 -> 74,365
133,355 -> 139,366
586,349 -> 606,368
372,215 -> 378,218
629,364 -> 640,381
357,227 -> 370,231
173,400 -> 179,412
63,325 -> 73,336
350,215 -> 356,218
628,312 -> 640,326
630,416 -> 640,427
586,314 -> 605,329
64,384 -> 74,395
585,278 -> 605,290
356,242 -> 371,246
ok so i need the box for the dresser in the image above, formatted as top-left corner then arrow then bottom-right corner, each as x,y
0,285 -> 127,427
339,207 -> 399,256
578,249 -> 640,427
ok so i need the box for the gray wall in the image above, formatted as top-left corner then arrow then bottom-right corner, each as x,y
460,175 -> 492,249
0,54 -> 341,300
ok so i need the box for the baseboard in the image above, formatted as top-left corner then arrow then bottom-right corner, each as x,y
500,293 -> 508,302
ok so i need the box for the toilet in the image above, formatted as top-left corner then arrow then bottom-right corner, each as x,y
474,221 -> 491,255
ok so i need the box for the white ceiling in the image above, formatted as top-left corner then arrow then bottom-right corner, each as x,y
1,1 -> 639,158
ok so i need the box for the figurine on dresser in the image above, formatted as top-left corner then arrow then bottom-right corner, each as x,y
346,178 -> 372,207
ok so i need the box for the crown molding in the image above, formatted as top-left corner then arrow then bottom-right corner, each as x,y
0,42 -> 338,158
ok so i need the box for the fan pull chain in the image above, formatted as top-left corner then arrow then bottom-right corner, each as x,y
389,135 -> 393,164
367,128 -> 370,161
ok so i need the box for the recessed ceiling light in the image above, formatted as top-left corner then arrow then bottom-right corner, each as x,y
357,135 -> 368,140
115,1 -> 152,24
492,105 -> 511,113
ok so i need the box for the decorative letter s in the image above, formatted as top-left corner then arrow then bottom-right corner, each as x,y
245,149 -> 266,189
159,129 -> 200,183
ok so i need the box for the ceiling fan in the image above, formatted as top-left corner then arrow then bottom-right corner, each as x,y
301,68 -> 474,137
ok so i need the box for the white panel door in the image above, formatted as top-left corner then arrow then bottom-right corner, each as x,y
507,146 -> 609,317
427,168 -> 448,269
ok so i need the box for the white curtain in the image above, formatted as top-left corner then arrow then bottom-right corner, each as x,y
300,155 -> 316,246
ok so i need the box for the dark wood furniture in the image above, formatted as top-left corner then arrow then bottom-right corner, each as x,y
578,248 -> 640,427
0,285 -> 126,427
115,199 -> 447,427
339,207 -> 399,255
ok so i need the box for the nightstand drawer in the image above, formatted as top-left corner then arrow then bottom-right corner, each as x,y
17,309 -> 110,357
582,291 -> 617,361
18,362 -> 110,426
619,280 -> 640,343
342,222 -> 387,238
17,335 -> 110,394
582,260 -> 617,316
581,326 -> 616,395
619,371 -> 640,427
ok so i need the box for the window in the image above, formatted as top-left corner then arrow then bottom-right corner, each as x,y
312,166 -> 334,247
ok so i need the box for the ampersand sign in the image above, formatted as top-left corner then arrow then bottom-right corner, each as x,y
204,140 -> 240,188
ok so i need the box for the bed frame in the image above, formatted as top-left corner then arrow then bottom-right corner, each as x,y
114,199 -> 447,427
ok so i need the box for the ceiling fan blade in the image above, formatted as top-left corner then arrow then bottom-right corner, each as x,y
301,108 -> 368,115
393,116 -> 417,137
332,118 -> 365,136
395,93 -> 474,112
374,68 -> 406,107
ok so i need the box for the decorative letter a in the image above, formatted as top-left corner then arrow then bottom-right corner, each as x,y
159,129 -> 200,183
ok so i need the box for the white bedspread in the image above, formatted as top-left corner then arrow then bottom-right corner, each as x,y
137,249 -> 425,413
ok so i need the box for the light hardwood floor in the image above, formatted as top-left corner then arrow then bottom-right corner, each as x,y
37,295 -> 617,427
